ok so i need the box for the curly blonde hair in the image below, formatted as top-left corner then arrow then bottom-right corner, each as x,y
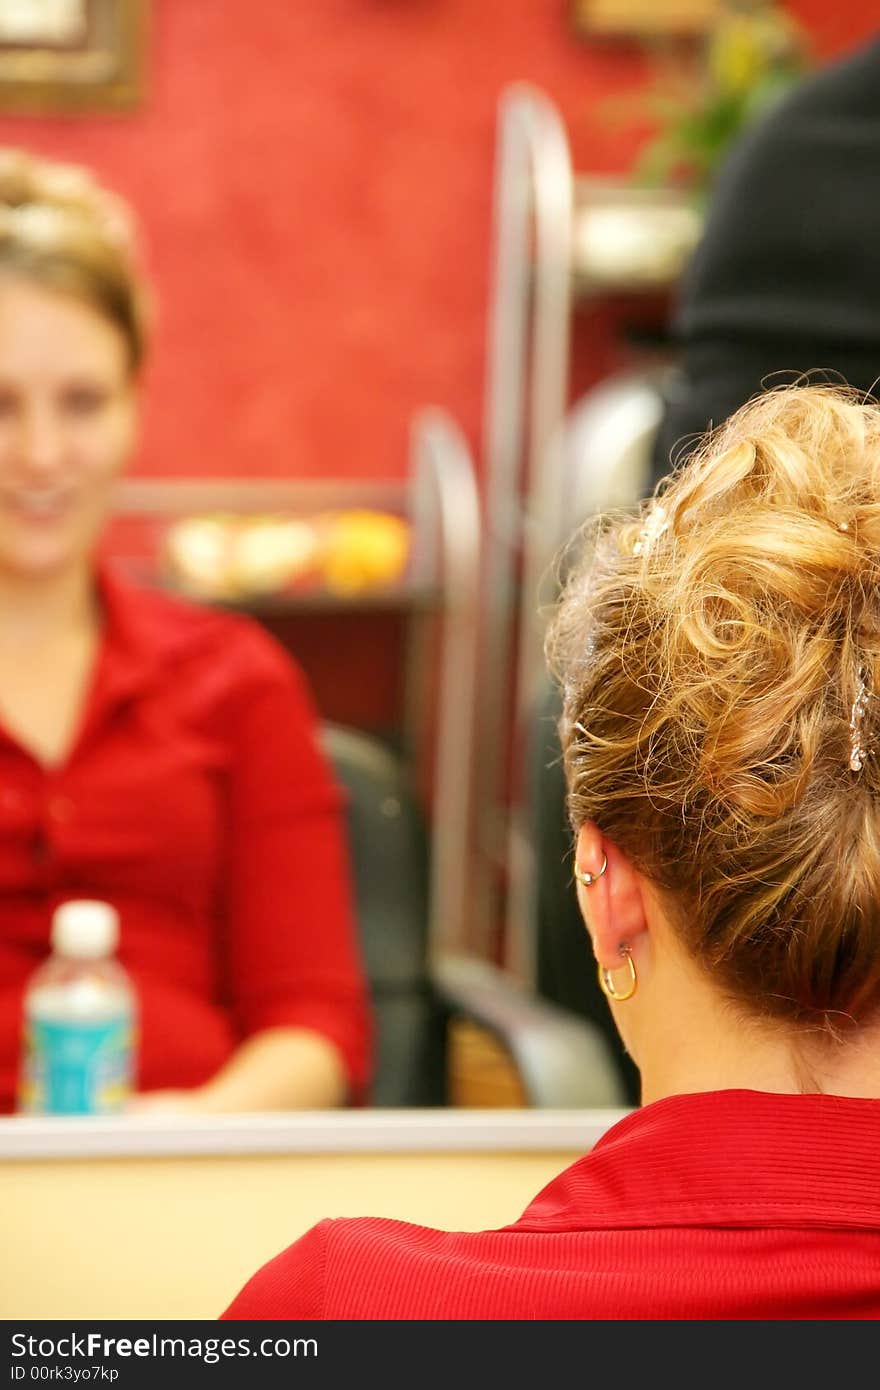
0,149 -> 148,370
547,383 -> 880,1030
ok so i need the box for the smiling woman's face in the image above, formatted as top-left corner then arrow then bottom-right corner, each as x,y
0,275 -> 137,581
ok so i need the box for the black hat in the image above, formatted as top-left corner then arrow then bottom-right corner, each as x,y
651,35 -> 880,487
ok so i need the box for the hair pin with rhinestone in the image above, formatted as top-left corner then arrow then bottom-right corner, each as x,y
632,504 -> 669,558
850,667 -> 871,772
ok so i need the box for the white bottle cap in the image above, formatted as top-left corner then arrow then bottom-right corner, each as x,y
51,900 -> 119,960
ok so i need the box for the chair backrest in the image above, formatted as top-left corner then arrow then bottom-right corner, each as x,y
561,365 -> 675,524
527,680 -> 640,1105
321,723 -> 446,1107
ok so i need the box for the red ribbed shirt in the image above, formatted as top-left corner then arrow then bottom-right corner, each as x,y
221,1090 -> 880,1319
0,564 -> 371,1109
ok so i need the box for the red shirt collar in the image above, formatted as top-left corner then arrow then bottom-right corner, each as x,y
513,1089 -> 880,1233
85,560 -> 168,715
61,561 -> 189,759
0,562 -> 167,761
97,559 -> 172,661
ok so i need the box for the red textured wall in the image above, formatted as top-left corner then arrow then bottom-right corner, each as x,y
0,1 -> 870,486
0,1 -> 629,481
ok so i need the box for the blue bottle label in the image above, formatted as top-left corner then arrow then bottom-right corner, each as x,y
20,1015 -> 134,1115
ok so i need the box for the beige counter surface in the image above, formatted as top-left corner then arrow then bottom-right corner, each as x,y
2,1108 -> 627,1320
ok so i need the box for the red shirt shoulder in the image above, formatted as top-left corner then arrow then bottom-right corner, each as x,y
106,573 -> 305,693
221,1220 -> 331,1320
219,1093 -> 880,1321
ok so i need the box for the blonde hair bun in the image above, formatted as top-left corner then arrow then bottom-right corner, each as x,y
549,383 -> 880,1030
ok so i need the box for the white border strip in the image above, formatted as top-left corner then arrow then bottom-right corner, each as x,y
0,1108 -> 630,1160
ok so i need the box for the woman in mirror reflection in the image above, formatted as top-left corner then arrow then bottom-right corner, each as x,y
0,151 -> 370,1115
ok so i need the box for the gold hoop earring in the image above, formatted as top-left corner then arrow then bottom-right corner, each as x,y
597,946 -> 637,1003
573,853 -> 607,887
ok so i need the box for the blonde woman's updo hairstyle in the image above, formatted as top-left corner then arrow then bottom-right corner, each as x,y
0,149 -> 148,370
548,384 -> 880,1032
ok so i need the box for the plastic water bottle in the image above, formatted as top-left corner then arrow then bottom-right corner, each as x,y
18,899 -> 137,1115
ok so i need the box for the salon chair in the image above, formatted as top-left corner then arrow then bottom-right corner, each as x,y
322,722 -> 628,1108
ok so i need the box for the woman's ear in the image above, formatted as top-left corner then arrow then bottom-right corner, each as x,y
574,822 -> 649,970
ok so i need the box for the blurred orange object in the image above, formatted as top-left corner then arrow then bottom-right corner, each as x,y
319,510 -> 411,595
162,509 -> 411,601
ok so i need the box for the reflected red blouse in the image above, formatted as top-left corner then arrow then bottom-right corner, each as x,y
222,1089 -> 880,1320
0,564 -> 371,1110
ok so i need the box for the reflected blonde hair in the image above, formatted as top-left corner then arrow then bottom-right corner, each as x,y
0,149 -> 148,370
548,384 -> 880,1029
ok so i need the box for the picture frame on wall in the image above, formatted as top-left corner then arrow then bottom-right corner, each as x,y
0,0 -> 146,113
572,0 -> 721,37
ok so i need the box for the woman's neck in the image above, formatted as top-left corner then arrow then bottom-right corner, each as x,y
0,563 -> 99,645
633,941 -> 880,1105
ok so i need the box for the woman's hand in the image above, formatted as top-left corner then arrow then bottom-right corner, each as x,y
126,1028 -> 349,1115
127,1088 -> 209,1115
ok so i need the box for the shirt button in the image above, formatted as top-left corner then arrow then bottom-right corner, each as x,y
48,795 -> 75,824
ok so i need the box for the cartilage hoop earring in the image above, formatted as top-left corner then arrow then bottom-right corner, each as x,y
573,853 -> 607,887
597,945 -> 637,1003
